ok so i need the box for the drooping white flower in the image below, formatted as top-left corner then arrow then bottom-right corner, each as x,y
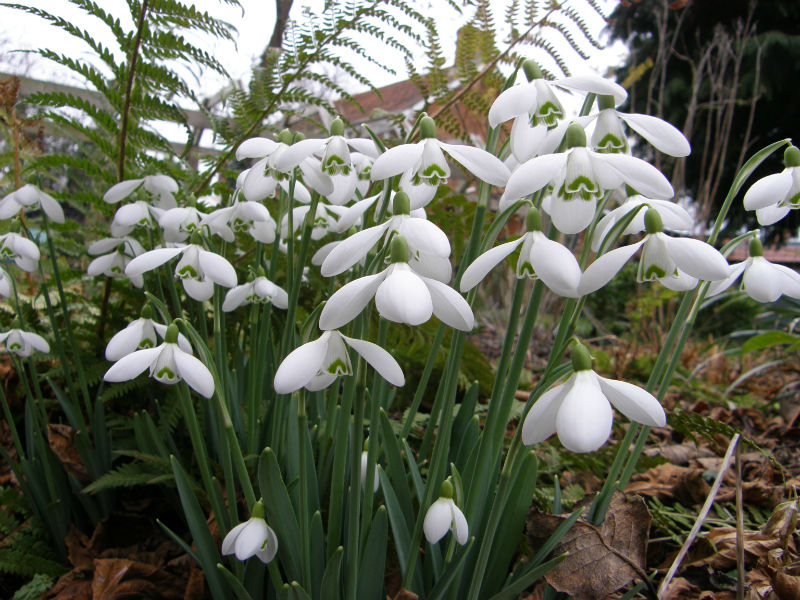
0,327 -> 49,357
103,175 -> 178,209
522,343 -> 666,453
0,266 -> 12,298
0,231 -> 40,272
104,306 -> 192,361
460,207 -> 581,297
321,191 -> 451,277
221,500 -> 278,564
280,202 -> 350,241
104,323 -> 214,398
201,198 -> 277,244
743,145 -> 800,226
371,116 -> 510,209
87,236 -> 145,286
423,480 -> 468,546
319,236 -> 473,331
0,184 -> 65,223
500,124 -> 674,233
273,330 -> 404,394
158,207 -> 204,243
125,240 -> 237,302
591,192 -> 694,252
579,209 -> 729,295
110,201 -> 165,237
222,275 -> 288,311
706,237 -> 800,303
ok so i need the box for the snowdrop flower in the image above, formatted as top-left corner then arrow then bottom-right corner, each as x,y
110,201 -> 165,237
461,208 -> 581,297
274,117 -> 379,205
579,209 -> 729,295
591,190 -> 694,252
360,442 -> 379,493
0,230 -> 40,272
273,330 -> 404,394
222,274 -> 288,311
321,191 -> 450,277
238,130 -> 332,202
707,237 -> 800,302
221,500 -> 278,564
158,207 -> 203,243
103,175 -> 178,209
104,305 -> 192,361
371,116 -> 510,209
0,266 -> 12,297
0,327 -> 49,357
489,60 -> 627,163
104,322 -> 214,398
522,343 -> 666,453
125,238 -> 237,302
423,480 -> 468,546
500,124 -> 674,233
280,203 -> 350,241
201,197 -> 276,244
318,236 -> 473,331
743,146 -> 800,226
87,236 -> 145,286
586,95 -> 690,156
0,184 -> 65,223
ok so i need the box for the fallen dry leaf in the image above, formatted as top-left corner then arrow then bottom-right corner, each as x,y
47,424 -> 88,482
527,492 -> 651,600
626,463 -> 710,505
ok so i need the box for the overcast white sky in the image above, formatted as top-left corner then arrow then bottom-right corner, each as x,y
0,0 -> 627,96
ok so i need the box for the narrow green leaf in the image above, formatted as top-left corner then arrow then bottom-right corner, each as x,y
487,554 -> 567,600
310,511 -> 325,600
217,563 -> 256,600
427,538 -> 475,600
320,546 -> 343,600
741,331 -> 800,354
378,410 -> 414,528
401,439 -> 424,503
357,506 -> 388,600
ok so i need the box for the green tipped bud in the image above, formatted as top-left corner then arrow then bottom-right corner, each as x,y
292,131 -> 305,144
644,208 -> 663,234
393,191 -> 411,215
256,266 -> 267,278
522,59 -> 543,82
749,237 -> 764,257
785,146 -> 800,168
165,323 -> 179,344
190,232 -> 203,246
597,94 -> 616,111
565,123 -> 587,149
389,235 -> 409,264
140,304 -> 154,320
439,479 -> 454,499
420,116 -> 437,140
330,117 -> 345,137
278,129 -> 292,145
525,207 -> 542,232
571,342 -> 593,372
251,499 -> 266,519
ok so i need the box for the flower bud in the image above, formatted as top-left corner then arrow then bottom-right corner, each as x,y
571,342 -> 593,372
329,117 -> 345,137
784,146 -> 800,168
644,208 -> 663,234
393,191 -> 411,215
165,323 -> 179,344
522,59 -> 543,82
597,94 -> 616,111
565,123 -> 587,149
748,237 -> 764,257
389,235 -> 409,264
525,207 -> 542,232
439,479 -> 454,499
420,116 -> 437,140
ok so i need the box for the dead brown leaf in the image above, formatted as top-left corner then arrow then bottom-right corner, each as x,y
626,463 -> 710,505
660,577 -> 699,600
526,492 -> 651,600
47,424 -> 88,482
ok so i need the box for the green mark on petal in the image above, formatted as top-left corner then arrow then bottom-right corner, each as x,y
156,367 -> 176,379
595,133 -> 626,153
326,358 -> 349,376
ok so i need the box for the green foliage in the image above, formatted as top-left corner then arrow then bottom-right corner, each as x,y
11,574 -> 55,600
0,487 -> 68,579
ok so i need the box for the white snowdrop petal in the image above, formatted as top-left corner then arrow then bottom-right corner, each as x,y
773,264 -> 800,298
105,321 -> 145,361
488,83 -> 534,128
595,153 -> 674,199
299,161 -> 334,196
236,137 -> 277,160
530,235 -> 581,295
399,218 -> 450,258
235,519 -> 268,561
756,204 -> 791,226
423,498 -> 452,544
578,241 -> 644,297
619,112 -> 691,157
743,171 -> 793,211
305,371 -> 338,392
255,526 -> 279,564
24,332 -> 50,353
510,118 -> 547,163
375,267 -> 432,326
221,522 -> 247,556
0,196 -> 21,220
659,271 -> 698,292
521,382 -> 569,446
319,272 -> 386,330
371,143 -> 423,180
104,347 -> 161,382
410,254 -> 452,283
743,259 -> 781,302
243,162 -> 277,201
450,503 -> 469,545
706,262 -> 746,297
649,198 -> 694,231
326,172 -> 358,206
126,247 -> 183,277
556,75 -> 627,105
275,138 -> 325,171
423,276 -> 474,331
312,241 -> 339,266
665,237 -> 729,281
87,253 -> 116,277
274,337 -> 329,394
460,239 -> 524,292
550,196 -> 596,235
347,138 -> 379,157
183,278 -> 214,301
174,349 -> 215,398
222,284 -> 251,312
598,377 -> 666,427
88,238 -> 122,255
104,179 -> 143,203
283,180 -> 311,204
440,143 -> 511,187
343,336 -> 405,387
321,224 -> 387,277
502,154 -> 565,203
198,250 -> 237,288
556,372 -> 613,453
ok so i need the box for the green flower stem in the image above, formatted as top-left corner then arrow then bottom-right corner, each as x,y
345,366 -> 367,600
246,302 -> 261,454
297,392 -> 313,592
0,384 -> 23,458
399,325 -> 445,440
